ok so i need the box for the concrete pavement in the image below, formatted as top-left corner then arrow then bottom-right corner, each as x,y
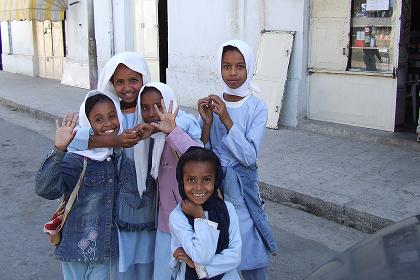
1,71 -> 420,233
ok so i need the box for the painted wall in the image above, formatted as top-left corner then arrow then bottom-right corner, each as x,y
1,21 -> 37,76
309,73 -> 397,131
166,0 -> 309,127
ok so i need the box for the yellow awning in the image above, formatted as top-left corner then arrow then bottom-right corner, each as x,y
0,0 -> 67,21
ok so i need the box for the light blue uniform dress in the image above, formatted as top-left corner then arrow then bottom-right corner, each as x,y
204,94 -> 270,272
70,112 -> 156,279
169,201 -> 242,279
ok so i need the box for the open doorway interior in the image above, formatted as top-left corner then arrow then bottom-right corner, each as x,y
0,27 -> 2,70
158,0 -> 168,83
395,0 -> 420,135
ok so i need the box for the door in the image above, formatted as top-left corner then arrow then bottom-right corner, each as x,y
309,0 -> 351,71
254,31 -> 294,129
36,20 -> 64,79
134,0 -> 160,81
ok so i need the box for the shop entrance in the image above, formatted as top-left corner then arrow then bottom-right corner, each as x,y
133,0 -> 168,82
395,0 -> 420,136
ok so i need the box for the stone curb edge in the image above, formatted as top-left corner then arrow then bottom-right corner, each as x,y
0,97 -> 60,123
259,181 -> 394,234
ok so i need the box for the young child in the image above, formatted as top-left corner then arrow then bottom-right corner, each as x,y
197,40 -> 278,280
135,81 -> 203,280
35,90 -> 123,279
169,146 -> 242,280
69,53 -> 201,279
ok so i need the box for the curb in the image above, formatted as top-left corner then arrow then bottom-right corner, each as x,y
259,182 -> 394,234
296,118 -> 420,152
0,97 -> 60,123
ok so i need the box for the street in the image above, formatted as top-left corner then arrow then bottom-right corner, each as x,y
0,105 -> 367,280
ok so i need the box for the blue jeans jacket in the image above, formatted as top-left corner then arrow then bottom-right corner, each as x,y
222,164 -> 278,256
115,154 -> 157,231
35,149 -> 118,262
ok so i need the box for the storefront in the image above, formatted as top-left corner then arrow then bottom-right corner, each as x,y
308,0 -> 419,133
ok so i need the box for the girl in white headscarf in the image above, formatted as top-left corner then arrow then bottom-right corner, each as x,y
197,40 -> 278,280
134,82 -> 202,280
35,90 -> 123,279
68,52 -> 157,279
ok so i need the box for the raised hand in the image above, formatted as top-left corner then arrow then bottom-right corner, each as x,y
55,112 -> 78,152
135,123 -> 157,140
181,199 -> 204,219
150,99 -> 179,134
197,97 -> 213,126
115,129 -> 139,148
209,94 -> 233,131
173,247 -> 195,268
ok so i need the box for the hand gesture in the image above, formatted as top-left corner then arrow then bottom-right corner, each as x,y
181,199 -> 204,219
150,99 -> 179,134
209,94 -> 233,131
173,247 -> 195,268
197,97 -> 213,126
55,112 -> 78,152
115,129 -> 139,148
135,123 -> 157,140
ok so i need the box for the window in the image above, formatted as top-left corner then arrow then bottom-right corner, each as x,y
349,0 -> 394,72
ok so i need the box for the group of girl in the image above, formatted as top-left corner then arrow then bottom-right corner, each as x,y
35,39 -> 278,280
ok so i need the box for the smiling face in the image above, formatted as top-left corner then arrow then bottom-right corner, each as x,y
112,64 -> 143,107
87,100 -> 120,136
182,160 -> 216,205
221,48 -> 247,89
140,87 -> 163,123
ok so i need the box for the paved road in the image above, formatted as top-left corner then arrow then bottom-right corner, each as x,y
0,105 -> 367,280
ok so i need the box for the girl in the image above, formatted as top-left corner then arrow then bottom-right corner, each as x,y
169,146 -> 242,280
136,81 -> 203,280
35,90 -> 123,279
69,52 -> 201,279
197,40 -> 278,280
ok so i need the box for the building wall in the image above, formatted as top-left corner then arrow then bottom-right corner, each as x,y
166,0 -> 309,127
1,21 -> 37,76
309,73 -> 397,131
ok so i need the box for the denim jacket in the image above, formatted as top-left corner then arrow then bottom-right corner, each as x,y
222,164 -> 278,256
115,150 -> 157,231
35,149 -> 119,262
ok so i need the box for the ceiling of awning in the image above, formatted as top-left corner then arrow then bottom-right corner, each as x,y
0,0 -> 67,21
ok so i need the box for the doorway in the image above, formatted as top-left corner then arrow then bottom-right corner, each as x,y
158,0 -> 168,83
0,27 -> 2,70
134,0 -> 168,82
35,20 -> 64,79
395,0 -> 420,134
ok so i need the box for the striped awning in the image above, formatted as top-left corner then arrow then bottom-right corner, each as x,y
0,0 -> 67,21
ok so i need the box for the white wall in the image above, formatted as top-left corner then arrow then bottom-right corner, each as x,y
309,73 -> 397,131
61,0 -> 90,88
167,0 -> 309,127
1,21 -> 37,76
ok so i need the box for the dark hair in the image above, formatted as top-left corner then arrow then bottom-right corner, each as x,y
140,86 -> 161,97
222,45 -> 240,55
85,93 -> 114,119
176,146 -> 223,192
110,63 -> 142,84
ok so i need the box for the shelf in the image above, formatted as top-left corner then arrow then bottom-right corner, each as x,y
351,16 -> 392,27
351,47 -> 390,51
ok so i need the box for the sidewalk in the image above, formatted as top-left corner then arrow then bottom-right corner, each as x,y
1,71 -> 420,233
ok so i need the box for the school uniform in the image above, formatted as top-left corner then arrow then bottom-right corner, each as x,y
203,39 -> 279,280
169,201 -> 242,280
35,90 -> 124,280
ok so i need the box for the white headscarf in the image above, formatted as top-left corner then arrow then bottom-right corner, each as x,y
72,90 -> 124,161
95,52 -> 152,196
97,51 -> 151,102
217,39 -> 260,97
133,82 -> 180,196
